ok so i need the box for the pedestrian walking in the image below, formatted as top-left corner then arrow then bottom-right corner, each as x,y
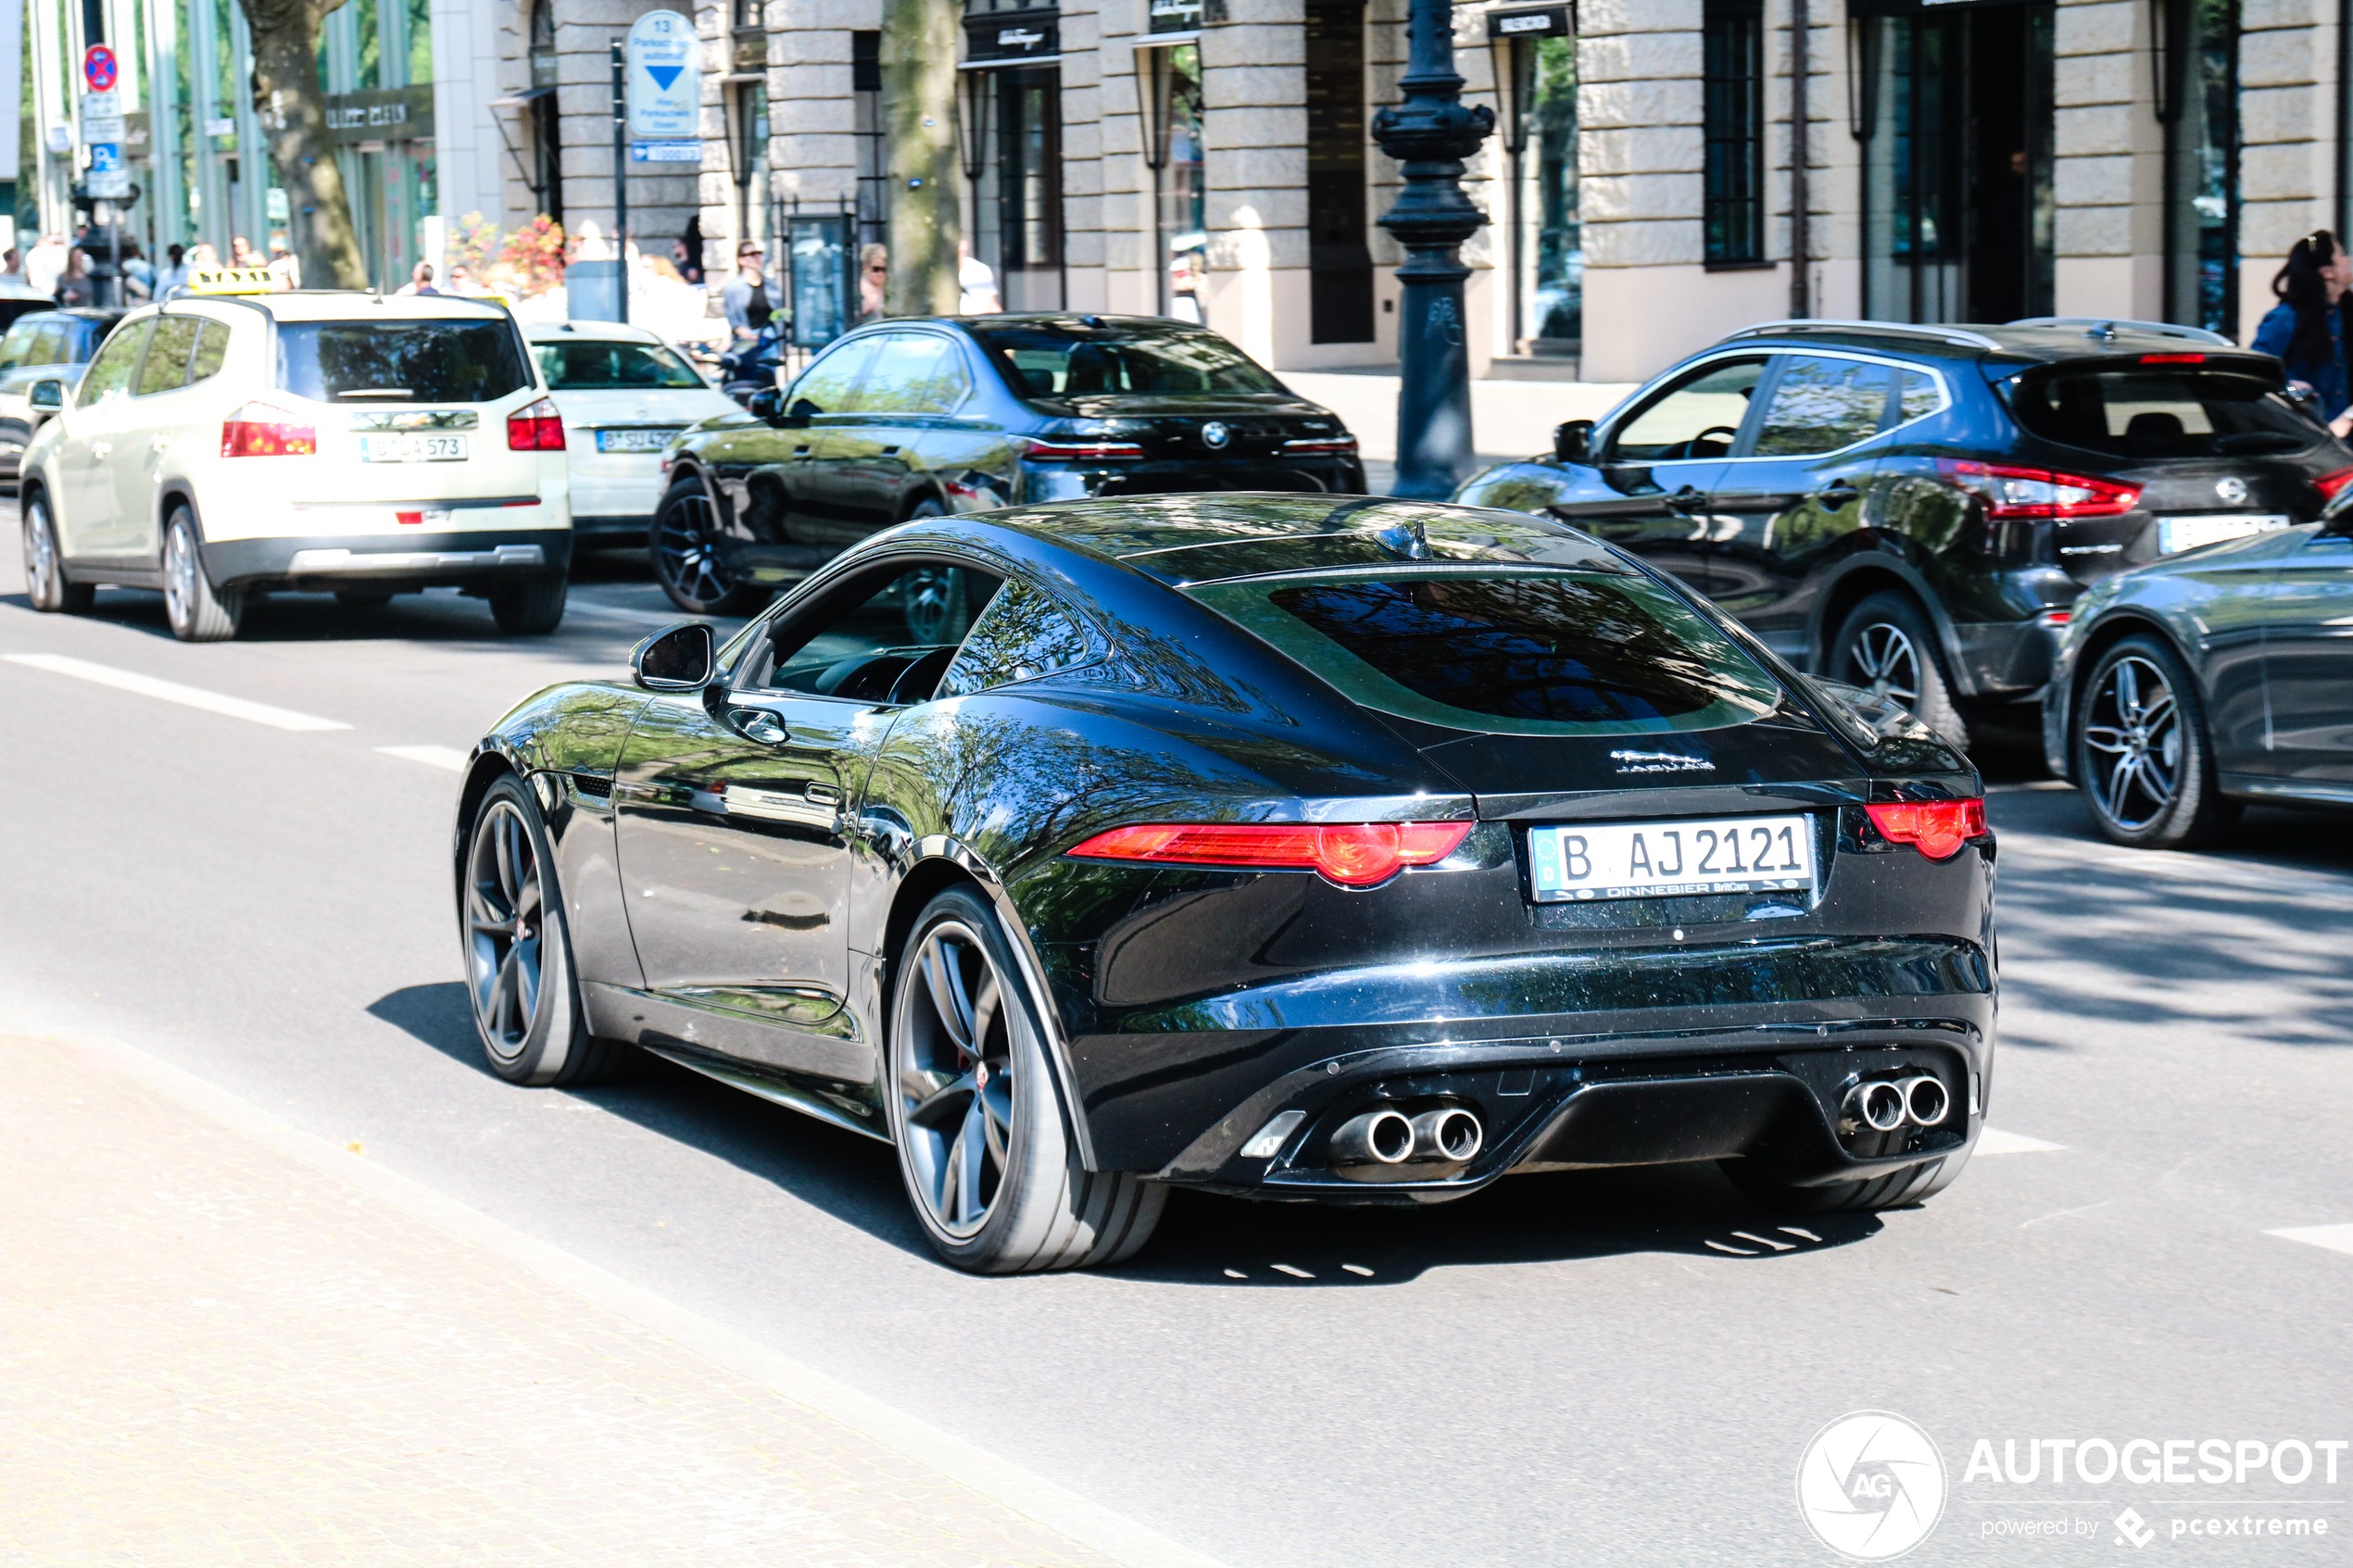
723,241 -> 773,341
154,244 -> 191,296
957,237 -> 1000,314
396,262 -> 440,296
2253,230 -> 2353,437
0,247 -> 24,288
57,249 -> 93,306
858,244 -> 887,322
25,233 -> 67,296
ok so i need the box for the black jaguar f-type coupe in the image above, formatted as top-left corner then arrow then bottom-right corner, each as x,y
454,495 -> 1995,1273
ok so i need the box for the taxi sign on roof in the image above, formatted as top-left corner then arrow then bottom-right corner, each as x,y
190,267 -> 278,295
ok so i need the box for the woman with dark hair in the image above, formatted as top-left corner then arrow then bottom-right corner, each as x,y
2253,230 -> 2353,436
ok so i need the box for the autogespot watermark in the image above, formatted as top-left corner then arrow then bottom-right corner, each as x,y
1797,1413 -> 2346,1559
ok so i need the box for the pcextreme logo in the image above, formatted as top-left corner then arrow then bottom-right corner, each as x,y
1797,1411 -> 1949,1561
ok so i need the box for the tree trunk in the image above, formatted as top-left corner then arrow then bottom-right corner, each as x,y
879,0 -> 960,317
238,0 -> 368,289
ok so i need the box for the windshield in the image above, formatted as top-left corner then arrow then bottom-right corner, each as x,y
534,338 -> 705,391
277,320 -> 533,403
2010,366 -> 2319,459
1186,568 -> 1784,736
969,320 -> 1282,399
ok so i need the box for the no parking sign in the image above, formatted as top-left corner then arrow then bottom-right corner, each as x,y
82,44 -> 117,94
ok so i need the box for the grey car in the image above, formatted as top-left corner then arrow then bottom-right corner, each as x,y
0,307 -> 124,480
2042,495 -> 2353,848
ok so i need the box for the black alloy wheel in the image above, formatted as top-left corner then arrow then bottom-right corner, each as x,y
460,774 -> 630,1085
21,492 -> 93,613
1829,591 -> 1968,746
649,476 -> 770,618
2070,633 -> 2239,850
887,886 -> 1164,1273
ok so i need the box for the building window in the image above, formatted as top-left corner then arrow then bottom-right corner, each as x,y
1701,0 -> 1764,268
853,31 -> 885,254
527,0 -> 561,225
2160,0 -> 2238,335
1305,0 -> 1373,344
972,67 -> 1063,310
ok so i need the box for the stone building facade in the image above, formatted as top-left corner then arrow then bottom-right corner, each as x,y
472,0 -> 2353,383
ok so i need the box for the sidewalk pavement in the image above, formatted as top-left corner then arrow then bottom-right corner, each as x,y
1278,370 -> 1637,496
0,1033 -> 1129,1568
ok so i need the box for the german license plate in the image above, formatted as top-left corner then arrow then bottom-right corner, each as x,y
596,427 -> 681,453
1527,815 -> 1815,903
360,433 -> 469,463
2157,514 -> 2287,555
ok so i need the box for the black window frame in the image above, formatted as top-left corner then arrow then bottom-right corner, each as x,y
1702,0 -> 1767,270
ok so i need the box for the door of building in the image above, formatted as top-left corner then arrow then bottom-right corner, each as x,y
1855,0 -> 2055,325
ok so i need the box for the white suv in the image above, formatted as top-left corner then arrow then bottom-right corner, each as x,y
18,285 -> 573,641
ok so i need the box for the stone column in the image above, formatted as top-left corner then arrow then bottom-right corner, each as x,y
1199,0 -> 1306,369
2238,1 -> 2338,343
2052,0 -> 2163,321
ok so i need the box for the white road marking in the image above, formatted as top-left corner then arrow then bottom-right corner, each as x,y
1731,1230 -> 1795,1252
2267,1223 -> 2353,1258
1704,1239 -> 1757,1256
1270,1263 -> 1314,1279
1340,1263 -> 1374,1277
375,745 -> 470,771
4,653 -> 351,732
1975,1128 -> 2066,1155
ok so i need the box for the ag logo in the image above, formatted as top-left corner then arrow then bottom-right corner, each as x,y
1796,1411 -> 1946,1560
1200,420 -> 1231,449
2216,475 -> 2248,504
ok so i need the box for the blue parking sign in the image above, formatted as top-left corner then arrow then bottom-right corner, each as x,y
90,143 -> 121,173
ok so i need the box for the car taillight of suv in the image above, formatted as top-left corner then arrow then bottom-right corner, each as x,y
1936,459 -> 2141,519
508,397 -> 566,451
220,403 -> 318,458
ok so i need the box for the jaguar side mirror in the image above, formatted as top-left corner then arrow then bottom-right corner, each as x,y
746,386 -> 784,423
632,622 -> 716,691
29,379 -> 63,412
1553,419 -> 1593,464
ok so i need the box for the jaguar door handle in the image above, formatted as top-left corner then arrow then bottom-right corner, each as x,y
729,709 -> 790,745
793,445 -> 814,458
1815,480 -> 1861,508
806,783 -> 843,806
1664,484 -> 1706,511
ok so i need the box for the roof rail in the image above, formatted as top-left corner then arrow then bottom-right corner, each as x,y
2005,316 -> 2235,346
1721,318 -> 2007,351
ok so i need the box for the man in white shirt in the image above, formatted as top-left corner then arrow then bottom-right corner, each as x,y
24,235 -> 67,297
958,237 -> 1000,314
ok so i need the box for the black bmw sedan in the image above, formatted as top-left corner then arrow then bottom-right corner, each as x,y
1457,318 -> 2353,749
455,495 -> 1994,1273
647,314 -> 1365,616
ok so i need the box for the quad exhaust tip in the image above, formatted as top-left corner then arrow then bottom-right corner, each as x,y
1845,1075 -> 1949,1133
1411,1106 -> 1484,1163
1330,1108 -> 1415,1166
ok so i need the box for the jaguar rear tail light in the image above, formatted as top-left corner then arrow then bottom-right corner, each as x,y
2314,467 -> 2353,500
1066,821 -> 1474,887
1281,435 -> 1360,456
220,402 -> 317,458
1864,799 -> 1987,860
1023,437 -> 1146,461
1938,459 -> 2139,519
507,396 -> 566,451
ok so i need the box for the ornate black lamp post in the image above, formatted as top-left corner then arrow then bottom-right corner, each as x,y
1372,0 -> 1495,500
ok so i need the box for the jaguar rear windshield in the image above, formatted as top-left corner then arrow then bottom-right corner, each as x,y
276,320 -> 533,404
2009,365 -> 2318,459
1185,568 -> 1783,736
969,320 -> 1283,399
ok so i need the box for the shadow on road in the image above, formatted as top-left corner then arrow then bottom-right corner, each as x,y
369,980 -> 1894,1284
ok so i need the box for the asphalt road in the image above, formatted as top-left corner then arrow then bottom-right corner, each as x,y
5,524 -> 2350,1567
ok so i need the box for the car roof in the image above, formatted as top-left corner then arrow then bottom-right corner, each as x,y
203,291 -> 516,325
1710,317 -> 2271,370
970,494 -> 1628,585
523,319 -> 665,345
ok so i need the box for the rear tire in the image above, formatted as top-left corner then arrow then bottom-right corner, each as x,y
650,476 -> 770,617
2070,633 -> 2239,849
459,773 -> 632,1086
1828,591 -> 1968,748
490,572 -> 567,635
887,886 -> 1165,1273
162,508 -> 243,642
21,491 -> 94,613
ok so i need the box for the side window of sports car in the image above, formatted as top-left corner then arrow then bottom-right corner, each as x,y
936,576 -> 1098,696
75,320 -> 152,405
753,561 -> 1006,704
1604,356 -> 1768,462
